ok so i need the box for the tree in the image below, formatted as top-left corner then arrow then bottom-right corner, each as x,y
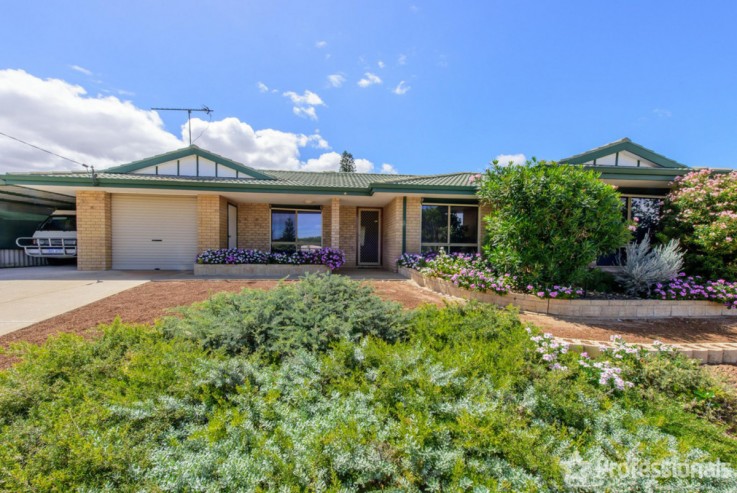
476,159 -> 630,286
339,151 -> 356,172
659,169 -> 737,278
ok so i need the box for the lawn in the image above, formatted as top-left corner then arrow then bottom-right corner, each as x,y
1,274 -> 736,491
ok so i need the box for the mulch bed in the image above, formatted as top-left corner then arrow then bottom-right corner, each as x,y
2,279 -> 737,372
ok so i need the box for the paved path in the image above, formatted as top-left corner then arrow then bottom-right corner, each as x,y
0,279 -> 147,336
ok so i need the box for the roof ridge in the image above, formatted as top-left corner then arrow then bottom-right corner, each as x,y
263,169 -> 418,177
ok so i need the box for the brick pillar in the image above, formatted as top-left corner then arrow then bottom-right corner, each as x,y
339,205 -> 357,267
237,202 -> 271,250
197,195 -> 227,251
76,190 -> 112,271
405,196 -> 422,254
382,197 -> 404,271
330,198 -> 340,249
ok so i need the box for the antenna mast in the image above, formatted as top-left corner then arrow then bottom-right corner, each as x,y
151,106 -> 213,145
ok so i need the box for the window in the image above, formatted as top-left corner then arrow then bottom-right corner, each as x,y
597,196 -> 664,265
271,208 -> 322,252
629,197 -> 662,242
421,204 -> 479,253
38,215 -> 76,232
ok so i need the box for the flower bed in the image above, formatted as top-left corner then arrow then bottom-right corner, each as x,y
194,248 -> 345,276
197,247 -> 345,270
398,251 -> 582,300
653,274 -> 737,309
398,252 -> 737,318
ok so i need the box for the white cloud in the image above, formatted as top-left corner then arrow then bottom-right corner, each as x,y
257,81 -> 270,93
381,163 -> 398,174
301,152 -> 375,173
377,60 -> 386,69
117,89 -> 135,97
70,64 -> 92,76
0,69 -> 379,175
494,153 -> 526,166
327,73 -> 346,88
392,81 -> 411,95
188,117 -> 330,170
0,70 -> 317,173
0,69 -> 181,173
354,158 -> 374,173
282,90 -> 325,120
283,90 -> 324,106
357,72 -> 382,88
292,106 -> 317,120
653,108 -> 672,118
315,40 -> 328,49
398,54 -> 407,65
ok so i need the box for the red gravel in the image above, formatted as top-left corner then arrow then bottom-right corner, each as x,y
2,279 -> 736,371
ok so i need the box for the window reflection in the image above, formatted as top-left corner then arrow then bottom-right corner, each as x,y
421,204 -> 479,253
271,209 -> 322,251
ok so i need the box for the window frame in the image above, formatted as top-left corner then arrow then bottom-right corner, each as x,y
270,207 -> 323,252
420,202 -> 481,253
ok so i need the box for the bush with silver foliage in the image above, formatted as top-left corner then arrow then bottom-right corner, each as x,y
615,237 -> 684,295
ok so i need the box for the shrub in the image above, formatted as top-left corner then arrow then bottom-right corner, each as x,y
2,303 -> 737,491
161,273 -> 408,357
615,237 -> 684,295
660,169 -> 737,278
477,159 -> 631,286
196,247 -> 346,270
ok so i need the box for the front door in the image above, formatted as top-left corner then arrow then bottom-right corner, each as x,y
358,208 -> 381,265
227,204 -> 237,249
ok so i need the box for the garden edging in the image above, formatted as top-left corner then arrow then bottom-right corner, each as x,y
398,266 -> 737,319
194,264 -> 329,277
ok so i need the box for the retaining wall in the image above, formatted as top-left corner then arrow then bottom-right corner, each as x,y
399,267 -> 737,319
194,263 -> 329,277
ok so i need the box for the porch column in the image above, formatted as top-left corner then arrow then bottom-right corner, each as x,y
330,197 -> 340,249
197,195 -> 228,251
76,190 -> 112,271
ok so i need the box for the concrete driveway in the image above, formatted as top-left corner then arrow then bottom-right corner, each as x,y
0,266 -> 189,336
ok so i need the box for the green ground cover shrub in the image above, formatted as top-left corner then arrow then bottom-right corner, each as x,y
476,159 -> 630,287
1,275 -> 736,491
161,273 -> 408,358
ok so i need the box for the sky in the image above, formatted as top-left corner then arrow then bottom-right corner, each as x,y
1,0 -> 736,175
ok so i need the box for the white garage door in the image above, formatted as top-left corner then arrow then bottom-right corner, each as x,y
112,195 -> 198,270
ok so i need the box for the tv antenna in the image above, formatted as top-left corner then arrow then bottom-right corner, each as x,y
151,106 -> 213,145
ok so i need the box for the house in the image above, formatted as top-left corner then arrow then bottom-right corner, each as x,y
0,138 -> 695,271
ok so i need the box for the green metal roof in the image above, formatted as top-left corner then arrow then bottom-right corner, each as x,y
0,169 -> 481,196
560,138 -> 689,169
2,141 -> 708,196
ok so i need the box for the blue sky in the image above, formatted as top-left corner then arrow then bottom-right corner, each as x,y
1,1 -> 736,174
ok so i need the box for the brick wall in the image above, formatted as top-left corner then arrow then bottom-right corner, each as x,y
405,196 -> 422,254
237,202 -> 271,251
76,190 -> 112,270
322,204 -> 332,247
382,197 -> 403,271
339,205 -> 357,267
197,195 -> 228,251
